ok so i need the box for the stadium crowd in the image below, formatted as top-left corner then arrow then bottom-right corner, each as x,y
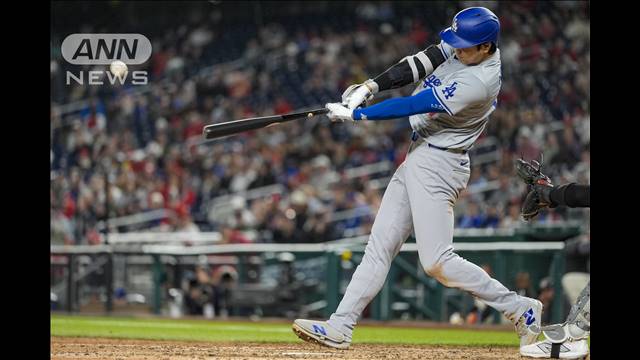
51,1 -> 590,245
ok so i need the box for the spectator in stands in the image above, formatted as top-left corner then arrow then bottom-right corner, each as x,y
515,272 -> 536,298
458,203 -> 484,229
271,210 -> 304,243
174,205 -> 201,233
500,203 -> 524,229
482,206 -> 501,228
220,221 -> 252,244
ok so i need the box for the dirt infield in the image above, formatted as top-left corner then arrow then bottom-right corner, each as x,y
51,337 -> 534,360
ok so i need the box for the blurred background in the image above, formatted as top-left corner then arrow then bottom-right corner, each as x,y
51,1 -> 589,326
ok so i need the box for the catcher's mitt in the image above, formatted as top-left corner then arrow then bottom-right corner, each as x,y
515,156 -> 554,221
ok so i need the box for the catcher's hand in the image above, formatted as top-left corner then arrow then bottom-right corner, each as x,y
515,157 -> 554,221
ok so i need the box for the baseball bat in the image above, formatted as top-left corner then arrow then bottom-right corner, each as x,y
203,108 -> 329,140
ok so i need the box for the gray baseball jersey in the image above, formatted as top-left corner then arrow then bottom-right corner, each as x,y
326,42 -> 533,342
409,41 -> 501,150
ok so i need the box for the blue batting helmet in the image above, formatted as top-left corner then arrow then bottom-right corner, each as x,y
440,7 -> 500,48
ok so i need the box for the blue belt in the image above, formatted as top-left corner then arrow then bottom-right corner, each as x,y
427,143 -> 468,155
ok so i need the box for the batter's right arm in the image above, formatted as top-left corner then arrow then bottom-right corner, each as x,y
343,42 -> 449,109
374,42 -> 449,90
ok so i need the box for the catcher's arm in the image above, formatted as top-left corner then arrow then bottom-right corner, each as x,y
515,158 -> 590,219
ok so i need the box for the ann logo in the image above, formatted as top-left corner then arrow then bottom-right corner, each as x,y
452,18 -> 458,32
61,34 -> 152,65
423,75 -> 442,88
442,82 -> 458,99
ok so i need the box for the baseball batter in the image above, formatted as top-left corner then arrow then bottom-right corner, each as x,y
292,7 -> 542,349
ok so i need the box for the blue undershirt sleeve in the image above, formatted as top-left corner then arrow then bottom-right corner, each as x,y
352,88 -> 447,120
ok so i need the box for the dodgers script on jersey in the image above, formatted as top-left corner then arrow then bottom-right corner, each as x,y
409,41 -> 502,150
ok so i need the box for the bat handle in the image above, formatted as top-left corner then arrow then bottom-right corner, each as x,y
282,107 -> 329,121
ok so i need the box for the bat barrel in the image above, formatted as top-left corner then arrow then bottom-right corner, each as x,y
203,115 -> 283,139
203,108 -> 328,140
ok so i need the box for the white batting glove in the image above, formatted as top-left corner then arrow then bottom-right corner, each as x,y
326,103 -> 355,122
341,79 -> 379,109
